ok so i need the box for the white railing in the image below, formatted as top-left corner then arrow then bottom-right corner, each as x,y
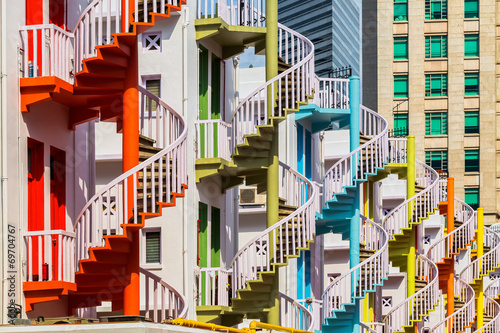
322,106 -> 388,207
475,279 -> 500,333
197,267 -> 232,307
429,278 -> 475,333
298,299 -> 322,332
427,198 -> 475,266
362,322 -> 384,333
279,293 -> 314,331
314,76 -> 349,109
24,230 -> 76,283
19,24 -> 74,82
387,138 -> 407,164
438,179 -> 447,202
490,223 -> 500,234
460,228 -> 500,292
383,255 -> 439,333
231,161 -> 317,296
74,86 -> 187,266
383,160 -> 439,240
231,23 -> 314,151
196,0 -> 266,27
195,119 -> 232,160
322,216 -> 388,321
141,267 -> 188,321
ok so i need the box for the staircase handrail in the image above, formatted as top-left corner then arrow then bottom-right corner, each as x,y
230,161 -> 317,297
489,223 -> 500,234
279,292 -> 314,331
382,159 -> 439,240
321,105 -> 388,207
429,277 -> 475,333
230,23 -> 314,150
140,267 -> 188,320
459,227 -> 500,290
473,278 -> 500,333
314,75 -> 350,109
382,254 -> 439,333
322,215 -> 389,321
73,86 -> 187,265
426,197 -> 475,265
360,322 -> 380,333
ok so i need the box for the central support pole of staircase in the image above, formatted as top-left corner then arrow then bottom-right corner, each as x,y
265,0 -> 279,326
476,207 -> 484,328
349,76 -> 361,332
446,177 -> 455,318
121,0 -> 140,312
406,136 -> 415,301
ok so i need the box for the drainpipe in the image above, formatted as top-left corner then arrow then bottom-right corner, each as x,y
182,5 -> 190,314
0,0 -> 7,324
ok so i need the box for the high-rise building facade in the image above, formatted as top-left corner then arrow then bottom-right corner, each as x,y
362,0 -> 499,225
278,0 -> 361,77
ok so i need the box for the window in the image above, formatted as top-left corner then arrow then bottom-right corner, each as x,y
465,150 -> 479,172
143,32 -> 162,52
145,79 -> 160,111
425,74 -> 447,96
382,296 -> 393,307
425,112 -> 447,135
425,35 -> 447,58
394,0 -> 408,21
464,0 -> 479,18
465,73 -> 479,95
145,231 -> 161,264
465,111 -> 479,134
394,113 -> 409,136
464,187 -> 479,210
425,0 -> 447,20
423,235 -> 431,245
394,37 -> 408,59
425,150 -> 448,171
394,75 -> 408,98
465,35 -> 479,57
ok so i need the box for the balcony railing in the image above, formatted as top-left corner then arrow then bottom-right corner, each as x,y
195,119 -> 232,160
196,0 -> 266,27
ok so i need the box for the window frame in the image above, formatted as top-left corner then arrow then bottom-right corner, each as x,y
425,150 -> 448,172
464,187 -> 479,210
425,112 -> 448,135
464,110 -> 479,134
394,37 -> 409,60
142,31 -> 162,53
394,75 -> 409,98
425,35 -> 447,58
394,0 -> 408,21
141,227 -> 162,267
464,149 -> 479,173
393,113 -> 409,136
464,34 -> 479,57
425,0 -> 448,20
425,73 -> 448,97
465,72 -> 479,96
464,0 -> 479,19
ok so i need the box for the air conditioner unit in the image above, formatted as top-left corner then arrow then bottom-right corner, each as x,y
239,188 -> 266,206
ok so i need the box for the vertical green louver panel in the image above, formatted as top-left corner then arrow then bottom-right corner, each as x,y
425,112 -> 447,135
198,202 -> 208,304
199,46 -> 209,158
464,35 -> 479,57
211,54 -> 221,157
425,0 -> 447,20
425,36 -> 447,58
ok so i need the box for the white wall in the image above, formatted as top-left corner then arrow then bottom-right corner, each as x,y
381,274 -> 406,316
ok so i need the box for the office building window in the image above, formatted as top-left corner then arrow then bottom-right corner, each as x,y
425,74 -> 448,96
464,188 -> 479,210
425,112 -> 447,135
464,0 -> 479,18
394,75 -> 409,98
425,0 -> 447,20
425,150 -> 448,172
394,37 -> 408,59
464,35 -> 479,57
465,150 -> 479,172
464,111 -> 479,134
425,35 -> 447,58
394,0 -> 408,21
465,73 -> 479,95
394,113 -> 409,136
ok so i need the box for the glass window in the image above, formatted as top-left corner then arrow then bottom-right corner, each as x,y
394,75 -> 408,98
394,0 -> 408,21
464,35 -> 479,57
465,72 -> 479,95
465,150 -> 479,172
145,231 -> 161,263
464,187 -> 479,210
425,74 -> 448,96
425,0 -> 447,20
425,150 -> 448,172
465,111 -> 479,134
425,112 -> 447,135
464,0 -> 479,18
394,37 -> 408,59
425,35 -> 447,58
394,113 -> 409,136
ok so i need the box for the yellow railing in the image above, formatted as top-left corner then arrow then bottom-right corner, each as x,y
171,319 -> 313,333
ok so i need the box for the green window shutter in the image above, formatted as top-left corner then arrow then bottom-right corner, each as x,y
394,37 -> 408,59
464,188 -> 479,209
394,75 -> 408,98
427,74 -> 447,96
426,0 -> 447,20
145,231 -> 161,263
464,0 -> 479,18
465,72 -> 479,95
465,150 -> 479,172
430,38 -> 441,57
465,35 -> 479,57
425,37 -> 431,58
425,112 -> 447,135
394,0 -> 408,21
394,113 -> 408,135
465,111 -> 479,134
442,36 -> 447,57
